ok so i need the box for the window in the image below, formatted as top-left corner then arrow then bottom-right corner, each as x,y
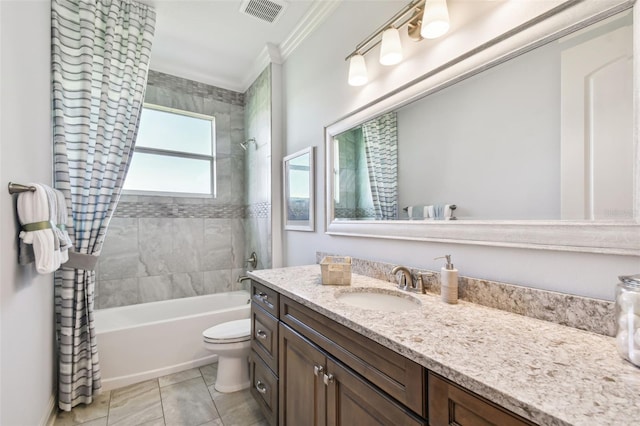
124,104 -> 216,196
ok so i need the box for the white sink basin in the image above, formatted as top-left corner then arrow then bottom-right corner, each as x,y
335,288 -> 421,312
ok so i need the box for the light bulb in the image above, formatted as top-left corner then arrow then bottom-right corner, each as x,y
421,0 -> 450,39
348,54 -> 368,86
379,27 -> 403,66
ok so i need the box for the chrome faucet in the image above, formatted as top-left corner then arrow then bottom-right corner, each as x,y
391,266 -> 427,294
391,266 -> 413,291
236,275 -> 251,283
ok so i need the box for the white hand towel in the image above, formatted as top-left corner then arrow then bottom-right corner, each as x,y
42,185 -> 63,265
54,189 -> 73,262
18,183 -> 61,274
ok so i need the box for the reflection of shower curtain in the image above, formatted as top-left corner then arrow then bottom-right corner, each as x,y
362,112 -> 398,219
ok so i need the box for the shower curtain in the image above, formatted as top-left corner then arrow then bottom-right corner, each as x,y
51,0 -> 155,410
362,112 -> 399,220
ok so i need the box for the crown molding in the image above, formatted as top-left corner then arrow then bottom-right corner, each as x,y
241,0 -> 342,91
279,0 -> 342,60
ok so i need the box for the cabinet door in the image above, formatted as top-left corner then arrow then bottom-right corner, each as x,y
279,323 -> 326,426
428,373 -> 535,426
326,358 -> 426,426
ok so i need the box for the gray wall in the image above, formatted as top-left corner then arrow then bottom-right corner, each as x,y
397,38 -> 560,220
1,1 -> 56,424
95,71 -> 248,309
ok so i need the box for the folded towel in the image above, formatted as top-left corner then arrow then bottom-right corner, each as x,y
51,188 -> 72,263
18,183 -> 61,274
44,185 -> 62,264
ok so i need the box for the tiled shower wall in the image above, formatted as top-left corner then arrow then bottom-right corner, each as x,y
95,71 -> 251,309
244,67 -> 272,271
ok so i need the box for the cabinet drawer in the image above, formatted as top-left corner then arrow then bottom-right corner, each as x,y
251,351 -> 278,426
252,281 -> 279,317
428,372 -> 536,426
251,304 -> 279,373
280,296 -> 426,417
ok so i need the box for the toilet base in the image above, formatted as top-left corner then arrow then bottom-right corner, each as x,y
214,355 -> 250,393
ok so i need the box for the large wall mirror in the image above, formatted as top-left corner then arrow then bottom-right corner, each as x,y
325,1 -> 640,255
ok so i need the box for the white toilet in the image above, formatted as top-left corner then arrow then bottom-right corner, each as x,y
202,318 -> 252,393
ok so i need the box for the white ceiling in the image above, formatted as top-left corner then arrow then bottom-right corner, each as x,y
144,0 -> 340,93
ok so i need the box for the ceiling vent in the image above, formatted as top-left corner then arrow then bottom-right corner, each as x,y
240,0 -> 287,24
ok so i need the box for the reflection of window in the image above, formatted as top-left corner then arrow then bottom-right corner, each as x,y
124,105 -> 216,196
333,139 -> 340,203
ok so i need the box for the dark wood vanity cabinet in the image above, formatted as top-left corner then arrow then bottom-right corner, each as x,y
250,281 -> 537,426
279,322 -> 425,426
250,281 -> 280,426
428,373 -> 536,426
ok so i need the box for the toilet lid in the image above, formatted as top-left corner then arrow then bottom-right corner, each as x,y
203,318 -> 251,343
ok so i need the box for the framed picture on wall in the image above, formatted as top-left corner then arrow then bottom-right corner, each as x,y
283,146 -> 315,231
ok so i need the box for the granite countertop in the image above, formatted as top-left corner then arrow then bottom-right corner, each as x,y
248,265 -> 640,426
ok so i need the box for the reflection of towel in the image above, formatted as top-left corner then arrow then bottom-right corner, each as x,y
443,204 -> 453,220
434,204 -> 453,220
407,205 -> 425,220
407,205 -> 437,220
426,205 -> 435,219
18,184 -> 60,273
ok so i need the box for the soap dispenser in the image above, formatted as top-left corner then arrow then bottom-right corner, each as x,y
435,255 -> 458,304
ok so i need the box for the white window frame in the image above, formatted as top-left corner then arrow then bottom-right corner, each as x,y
124,103 -> 217,198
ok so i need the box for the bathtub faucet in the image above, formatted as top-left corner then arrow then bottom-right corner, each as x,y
237,276 -> 251,283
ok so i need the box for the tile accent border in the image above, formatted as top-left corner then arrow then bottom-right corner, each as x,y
113,201 -> 272,219
246,201 -> 270,219
316,252 -> 615,337
114,202 -> 245,219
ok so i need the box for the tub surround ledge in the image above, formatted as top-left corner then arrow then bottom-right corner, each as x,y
248,265 -> 640,426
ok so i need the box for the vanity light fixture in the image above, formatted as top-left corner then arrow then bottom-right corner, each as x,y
348,54 -> 368,86
346,0 -> 451,86
379,27 -> 403,65
421,0 -> 450,39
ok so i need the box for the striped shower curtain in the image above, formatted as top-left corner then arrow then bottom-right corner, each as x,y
51,0 -> 155,411
362,112 -> 399,220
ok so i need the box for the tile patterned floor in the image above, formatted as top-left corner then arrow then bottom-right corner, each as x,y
54,364 -> 267,426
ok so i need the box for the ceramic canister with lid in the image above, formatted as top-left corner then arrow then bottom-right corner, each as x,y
616,274 -> 640,367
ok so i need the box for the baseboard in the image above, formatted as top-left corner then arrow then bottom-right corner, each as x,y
101,354 -> 218,391
41,393 -> 57,426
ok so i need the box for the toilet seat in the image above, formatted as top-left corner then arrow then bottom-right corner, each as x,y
203,318 -> 251,344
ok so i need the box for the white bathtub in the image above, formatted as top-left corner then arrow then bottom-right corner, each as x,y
95,290 -> 251,390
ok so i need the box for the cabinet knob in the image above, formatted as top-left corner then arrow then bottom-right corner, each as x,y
313,365 -> 324,376
255,380 -> 268,394
257,292 -> 268,303
323,373 -> 334,386
256,329 -> 268,339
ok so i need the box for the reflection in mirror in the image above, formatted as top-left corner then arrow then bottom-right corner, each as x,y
334,113 -> 398,220
331,11 -> 633,221
284,146 -> 315,231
